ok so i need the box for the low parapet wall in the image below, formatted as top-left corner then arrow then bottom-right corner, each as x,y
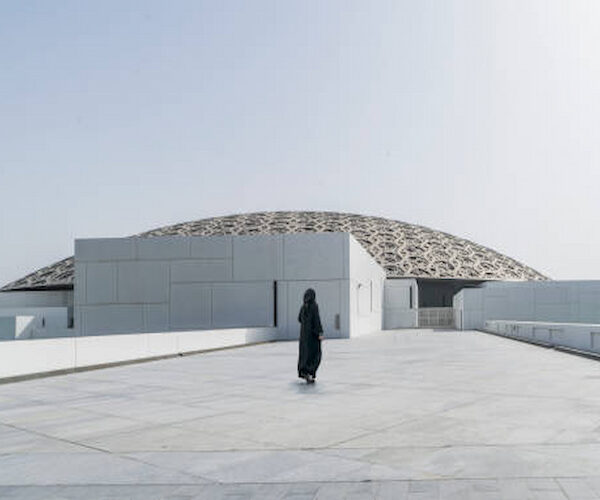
484,320 -> 600,355
0,327 -> 278,382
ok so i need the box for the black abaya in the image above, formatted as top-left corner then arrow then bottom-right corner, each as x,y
297,289 -> 323,378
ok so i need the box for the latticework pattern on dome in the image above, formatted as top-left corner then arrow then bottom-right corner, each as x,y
1,211 -> 547,291
2,257 -> 75,291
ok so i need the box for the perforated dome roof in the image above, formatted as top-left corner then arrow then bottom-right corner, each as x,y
1,211 -> 546,291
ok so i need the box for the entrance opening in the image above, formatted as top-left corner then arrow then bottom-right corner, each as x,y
417,279 -> 483,328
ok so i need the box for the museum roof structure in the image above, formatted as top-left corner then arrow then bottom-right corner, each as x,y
1,211 -> 547,291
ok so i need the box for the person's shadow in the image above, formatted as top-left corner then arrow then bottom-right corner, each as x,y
290,380 -> 322,394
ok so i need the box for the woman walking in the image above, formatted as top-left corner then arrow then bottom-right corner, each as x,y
297,288 -> 324,384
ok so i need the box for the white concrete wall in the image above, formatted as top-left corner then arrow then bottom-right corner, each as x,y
277,234 -> 385,340
0,308 -> 70,340
349,237 -> 386,336
485,319 -> 600,355
279,232 -> 349,340
0,290 -> 73,308
455,280 -> 600,330
0,291 -> 74,338
0,317 -> 15,340
0,316 -> 35,340
75,233 -> 386,339
75,236 -> 279,336
0,327 -> 278,380
383,279 -> 418,329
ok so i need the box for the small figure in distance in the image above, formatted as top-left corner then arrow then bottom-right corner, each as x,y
297,288 -> 324,384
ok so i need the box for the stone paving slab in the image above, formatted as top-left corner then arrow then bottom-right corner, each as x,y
2,330 -> 600,498
0,479 -> 599,499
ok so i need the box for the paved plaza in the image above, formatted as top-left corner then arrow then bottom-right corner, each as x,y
2,330 -> 600,499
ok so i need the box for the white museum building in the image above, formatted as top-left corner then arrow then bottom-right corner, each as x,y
1,211 -> 599,379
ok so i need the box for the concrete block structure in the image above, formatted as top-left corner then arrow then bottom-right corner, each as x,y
454,280 -> 600,330
74,232 -> 385,339
383,279 -> 418,329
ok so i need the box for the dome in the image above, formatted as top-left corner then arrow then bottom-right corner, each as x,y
1,211 -> 547,291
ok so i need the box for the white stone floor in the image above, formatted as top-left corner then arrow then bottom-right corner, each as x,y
2,330 -> 600,499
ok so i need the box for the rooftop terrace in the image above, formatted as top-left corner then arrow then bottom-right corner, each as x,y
2,330 -> 600,499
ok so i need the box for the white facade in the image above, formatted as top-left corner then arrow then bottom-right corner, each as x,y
0,308 -> 70,339
0,291 -> 73,339
0,316 -> 34,340
74,233 -> 385,339
0,290 -> 73,308
454,280 -> 600,330
383,279 -> 418,329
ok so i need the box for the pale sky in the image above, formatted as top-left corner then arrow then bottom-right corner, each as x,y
1,0 -> 599,286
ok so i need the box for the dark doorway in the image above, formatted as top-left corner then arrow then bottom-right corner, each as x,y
417,279 -> 484,308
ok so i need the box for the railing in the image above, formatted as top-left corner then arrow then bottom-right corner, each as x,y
418,307 -> 455,328
485,320 -> 600,356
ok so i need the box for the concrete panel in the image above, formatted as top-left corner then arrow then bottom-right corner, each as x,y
75,238 -> 135,262
577,292 -> 600,323
507,288 -> 535,319
463,310 -> 484,330
348,237 -> 386,336
462,288 -> 484,310
0,337 -> 76,378
233,235 -> 282,281
244,327 -> 279,343
170,283 -> 211,330
532,327 -> 552,342
86,263 -> 117,305
535,286 -> 568,304
0,326 -> 280,380
283,233 -> 345,280
0,290 -> 72,308
212,282 -> 273,328
484,292 -> 509,312
276,281 -> 289,338
459,281 -> 600,331
30,327 -> 74,339
170,260 -> 232,283
559,329 -> 592,350
76,334 -> 147,367
535,304 -> 571,323
176,329 -> 240,352
136,238 -> 190,260
191,236 -> 233,259
144,304 -> 169,332
579,307 -> 600,325
81,305 -> 144,335
591,332 -> 600,352
0,308 -> 69,339
383,279 -> 417,329
485,319 -> 600,356
384,309 -> 418,329
348,235 -> 384,283
146,332 -> 178,357
117,261 -> 169,304
372,279 -> 382,312
74,263 -> 87,306
385,285 -> 411,309
15,316 -> 37,339
357,282 -> 371,316
0,317 -> 15,340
